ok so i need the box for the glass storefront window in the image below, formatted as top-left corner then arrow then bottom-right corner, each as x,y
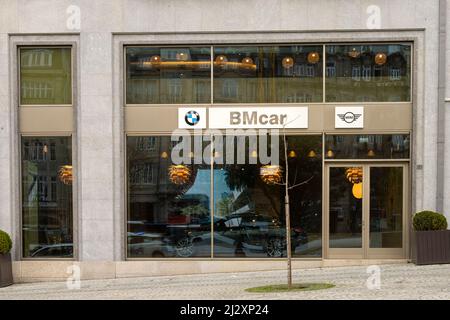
126,135 -> 322,258
20,48 -> 72,105
127,136 -> 211,258
325,134 -> 410,159
213,46 -> 323,103
212,135 -> 322,258
126,47 -> 211,104
21,136 -> 73,258
325,44 -> 411,102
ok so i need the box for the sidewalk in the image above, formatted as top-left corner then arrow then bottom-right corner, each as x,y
0,263 -> 449,300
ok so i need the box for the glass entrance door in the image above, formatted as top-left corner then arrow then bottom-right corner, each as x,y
325,164 -> 408,259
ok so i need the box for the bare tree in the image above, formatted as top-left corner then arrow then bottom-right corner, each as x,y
268,119 -> 314,289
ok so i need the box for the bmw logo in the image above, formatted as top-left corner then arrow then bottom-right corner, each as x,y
185,110 -> 200,126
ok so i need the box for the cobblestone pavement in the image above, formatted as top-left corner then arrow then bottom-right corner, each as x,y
0,263 -> 449,300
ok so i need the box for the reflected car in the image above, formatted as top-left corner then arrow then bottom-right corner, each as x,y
30,243 -> 73,257
128,232 -> 176,257
214,213 -> 308,257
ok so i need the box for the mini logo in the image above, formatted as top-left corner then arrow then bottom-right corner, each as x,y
338,112 -> 362,124
185,110 -> 200,126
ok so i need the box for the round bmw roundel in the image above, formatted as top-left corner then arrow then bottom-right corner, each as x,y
185,110 -> 200,126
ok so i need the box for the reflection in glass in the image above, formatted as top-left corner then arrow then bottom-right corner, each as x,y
329,167 -> 363,248
126,47 -> 211,104
370,167 -> 403,248
213,135 -> 322,258
325,135 -> 410,159
20,48 -> 72,105
21,137 -> 73,258
325,44 -> 411,102
127,136 -> 211,258
213,46 -> 323,103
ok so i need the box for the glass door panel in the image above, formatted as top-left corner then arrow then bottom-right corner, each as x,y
328,167 -> 363,257
369,167 -> 403,248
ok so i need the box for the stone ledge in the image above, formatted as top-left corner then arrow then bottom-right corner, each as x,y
13,259 -> 409,283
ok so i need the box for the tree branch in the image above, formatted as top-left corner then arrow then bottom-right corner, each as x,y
288,175 -> 315,190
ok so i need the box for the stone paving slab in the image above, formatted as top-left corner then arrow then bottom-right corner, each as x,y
0,263 -> 449,300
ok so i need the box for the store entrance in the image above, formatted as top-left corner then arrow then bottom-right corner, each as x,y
324,163 -> 408,259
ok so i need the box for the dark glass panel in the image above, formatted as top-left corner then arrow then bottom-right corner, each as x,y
126,47 -> 211,104
369,167 -> 403,248
127,136 -> 211,258
325,44 -> 411,102
325,134 -> 410,159
213,46 -> 323,103
22,137 -> 73,258
329,167 -> 363,248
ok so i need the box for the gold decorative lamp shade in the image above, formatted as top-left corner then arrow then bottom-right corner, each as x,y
345,167 -> 363,184
168,165 -> 192,185
242,57 -> 254,65
282,56 -> 294,68
176,52 -> 188,61
307,52 -> 320,64
374,52 -> 387,65
260,165 -> 283,185
348,47 -> 361,58
215,55 -> 228,64
58,165 -> 73,185
150,55 -> 161,63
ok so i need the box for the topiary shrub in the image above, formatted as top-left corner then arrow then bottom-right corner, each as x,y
413,211 -> 448,231
0,230 -> 12,254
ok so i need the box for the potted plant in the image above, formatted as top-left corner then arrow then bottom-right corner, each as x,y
0,229 -> 13,287
412,211 -> 450,265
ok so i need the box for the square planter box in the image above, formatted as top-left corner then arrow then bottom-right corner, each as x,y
0,253 -> 13,287
413,230 -> 450,265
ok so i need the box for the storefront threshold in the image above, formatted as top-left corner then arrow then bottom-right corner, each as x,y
12,259 -> 409,283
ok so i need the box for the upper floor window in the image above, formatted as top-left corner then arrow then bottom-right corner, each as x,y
20,47 -> 72,105
126,47 -> 211,104
125,43 -> 412,104
213,45 -> 323,103
325,44 -> 411,102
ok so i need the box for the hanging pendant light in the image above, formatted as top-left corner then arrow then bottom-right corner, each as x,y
168,165 -> 191,185
58,165 -> 73,185
345,167 -> 363,184
348,47 -> 361,58
288,150 -> 297,158
241,57 -> 254,65
150,55 -> 161,63
260,165 -> 283,185
176,52 -> 188,61
282,56 -> 294,68
307,52 -> 320,64
374,53 -> 387,65
215,55 -> 228,64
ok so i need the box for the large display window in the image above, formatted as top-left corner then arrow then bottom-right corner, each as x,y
126,135 -> 323,258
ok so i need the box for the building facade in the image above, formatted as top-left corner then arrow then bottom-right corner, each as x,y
0,0 -> 449,282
